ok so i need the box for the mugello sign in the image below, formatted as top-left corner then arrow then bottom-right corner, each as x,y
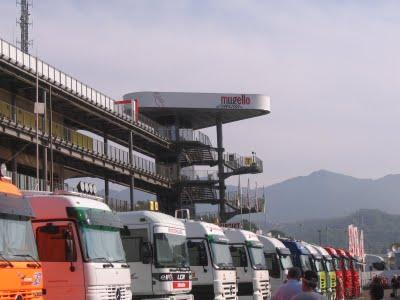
123,92 -> 270,112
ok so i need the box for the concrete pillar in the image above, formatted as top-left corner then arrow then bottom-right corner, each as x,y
216,116 -> 226,222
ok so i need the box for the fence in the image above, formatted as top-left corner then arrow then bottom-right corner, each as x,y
0,38 -> 168,140
0,99 -> 171,180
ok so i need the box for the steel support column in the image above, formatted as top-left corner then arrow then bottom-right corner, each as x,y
11,93 -> 17,185
49,86 -> 54,191
175,115 -> 182,210
42,90 -> 48,191
216,116 -> 226,222
129,131 -> 135,211
105,178 -> 109,205
104,131 -> 109,204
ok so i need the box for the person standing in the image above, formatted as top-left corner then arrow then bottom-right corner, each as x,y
291,270 -> 328,300
391,275 -> 398,297
271,267 -> 302,300
370,276 -> 385,300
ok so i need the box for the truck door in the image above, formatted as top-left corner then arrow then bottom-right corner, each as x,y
187,239 -> 213,299
121,226 -> 153,295
33,221 -> 85,300
230,245 -> 252,296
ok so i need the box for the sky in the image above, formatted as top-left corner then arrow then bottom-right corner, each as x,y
1,0 -> 400,187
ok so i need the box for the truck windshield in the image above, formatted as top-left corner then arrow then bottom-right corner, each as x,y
0,216 -> 38,261
80,226 -> 126,263
333,257 -> 341,270
210,242 -> 234,268
154,233 -> 189,268
279,254 -> 293,270
342,258 -> 350,270
248,246 -> 267,269
314,259 -> 324,272
300,255 -> 312,271
325,259 -> 333,272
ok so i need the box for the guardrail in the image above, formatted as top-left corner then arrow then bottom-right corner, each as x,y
0,38 -> 168,140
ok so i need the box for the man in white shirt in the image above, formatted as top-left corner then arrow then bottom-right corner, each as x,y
272,267 -> 302,300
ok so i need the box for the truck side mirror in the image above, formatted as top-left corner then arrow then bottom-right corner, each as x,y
120,226 -> 130,237
199,251 -> 208,266
64,230 -> 75,261
187,240 -> 195,249
141,242 -> 153,264
240,251 -> 248,267
64,229 -> 76,272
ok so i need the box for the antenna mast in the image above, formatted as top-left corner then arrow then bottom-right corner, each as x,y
17,0 -> 32,53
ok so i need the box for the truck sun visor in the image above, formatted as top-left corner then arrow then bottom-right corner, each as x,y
0,193 -> 34,218
66,207 -> 123,229
207,234 -> 229,244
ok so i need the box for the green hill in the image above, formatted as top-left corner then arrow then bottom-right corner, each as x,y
267,209 -> 400,254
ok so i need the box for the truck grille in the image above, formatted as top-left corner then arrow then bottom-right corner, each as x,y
260,279 -> 271,299
87,284 -> 131,300
0,289 -> 41,300
331,276 -> 336,288
222,282 -> 237,300
321,277 -> 326,289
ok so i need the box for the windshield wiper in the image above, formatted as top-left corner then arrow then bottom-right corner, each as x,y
0,252 -> 13,267
14,254 -> 41,267
91,257 -> 114,268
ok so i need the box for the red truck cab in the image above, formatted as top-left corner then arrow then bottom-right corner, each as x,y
345,250 -> 361,298
336,248 -> 353,299
324,247 -> 344,300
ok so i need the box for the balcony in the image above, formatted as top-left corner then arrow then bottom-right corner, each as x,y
179,169 -> 218,183
223,152 -> 263,177
0,38 -> 169,141
0,99 -> 171,181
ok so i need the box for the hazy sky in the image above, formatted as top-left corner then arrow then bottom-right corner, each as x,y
1,1 -> 400,186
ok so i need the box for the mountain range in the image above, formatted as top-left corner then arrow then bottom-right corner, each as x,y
264,170 -> 400,222
67,170 -> 400,223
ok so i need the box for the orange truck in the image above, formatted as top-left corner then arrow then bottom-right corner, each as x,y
0,165 -> 44,299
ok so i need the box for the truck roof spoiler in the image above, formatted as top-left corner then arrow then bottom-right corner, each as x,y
175,209 -> 190,220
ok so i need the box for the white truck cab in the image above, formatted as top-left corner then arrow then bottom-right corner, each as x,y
257,235 -> 293,294
118,211 -> 193,300
25,191 -> 132,300
184,220 -> 237,300
224,229 -> 270,300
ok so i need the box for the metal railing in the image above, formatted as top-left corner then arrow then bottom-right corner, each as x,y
0,99 -> 171,180
0,38 -> 168,140
180,169 -> 218,181
179,129 -> 212,146
159,128 -> 213,147
108,198 -> 130,212
225,189 -> 265,212
223,152 -> 263,172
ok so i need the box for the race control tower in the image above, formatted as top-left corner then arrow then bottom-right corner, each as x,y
123,92 -> 271,221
